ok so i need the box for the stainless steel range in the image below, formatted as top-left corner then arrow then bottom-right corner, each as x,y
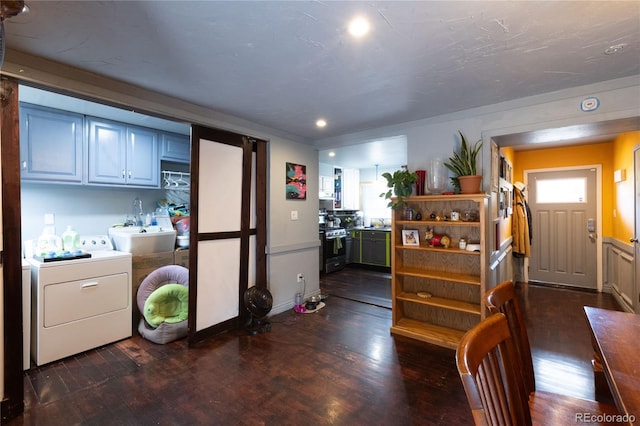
320,227 -> 347,274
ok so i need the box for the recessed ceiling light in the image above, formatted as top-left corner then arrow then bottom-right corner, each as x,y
328,152 -> 336,157
604,43 -> 627,55
316,119 -> 327,128
348,16 -> 370,37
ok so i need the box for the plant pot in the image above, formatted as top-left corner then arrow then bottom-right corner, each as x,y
458,175 -> 482,194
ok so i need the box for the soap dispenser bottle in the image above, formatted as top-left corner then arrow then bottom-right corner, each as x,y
62,225 -> 80,251
132,197 -> 144,226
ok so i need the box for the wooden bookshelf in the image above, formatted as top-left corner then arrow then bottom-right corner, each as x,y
390,194 -> 489,349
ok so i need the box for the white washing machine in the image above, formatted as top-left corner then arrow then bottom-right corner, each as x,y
29,236 -> 132,366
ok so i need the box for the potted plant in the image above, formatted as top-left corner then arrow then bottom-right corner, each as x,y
379,167 -> 418,210
444,131 -> 483,194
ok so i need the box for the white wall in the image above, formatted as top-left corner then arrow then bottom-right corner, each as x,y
20,184 -> 166,249
267,137 -> 320,314
315,75 -> 640,191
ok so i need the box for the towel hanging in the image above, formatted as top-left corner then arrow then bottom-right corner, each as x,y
333,237 -> 343,255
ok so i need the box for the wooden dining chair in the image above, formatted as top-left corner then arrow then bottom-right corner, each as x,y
456,313 -> 620,426
484,280 -> 536,396
485,280 -> 615,404
457,313 -> 530,425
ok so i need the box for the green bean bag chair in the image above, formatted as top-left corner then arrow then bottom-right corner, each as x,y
137,265 -> 189,344
144,284 -> 188,327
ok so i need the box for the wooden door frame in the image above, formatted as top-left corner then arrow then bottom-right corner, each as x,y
634,144 -> 640,313
524,165 -> 603,291
0,79 -> 268,420
1,78 -> 25,420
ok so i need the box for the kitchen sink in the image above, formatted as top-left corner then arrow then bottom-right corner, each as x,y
108,226 -> 176,255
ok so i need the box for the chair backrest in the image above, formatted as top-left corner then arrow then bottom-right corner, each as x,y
456,313 -> 532,426
484,280 -> 536,397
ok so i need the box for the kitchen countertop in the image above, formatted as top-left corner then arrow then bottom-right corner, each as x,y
319,226 -> 392,232
351,226 -> 392,231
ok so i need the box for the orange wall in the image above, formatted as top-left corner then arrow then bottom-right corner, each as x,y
612,131 -> 639,242
513,141 -> 614,237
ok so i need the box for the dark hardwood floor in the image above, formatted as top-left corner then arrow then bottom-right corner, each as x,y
319,265 -> 392,309
7,268 -> 620,425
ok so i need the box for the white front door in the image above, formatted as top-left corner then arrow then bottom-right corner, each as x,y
528,167 -> 599,289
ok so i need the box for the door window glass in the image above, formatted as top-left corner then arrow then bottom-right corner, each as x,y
536,178 -> 586,203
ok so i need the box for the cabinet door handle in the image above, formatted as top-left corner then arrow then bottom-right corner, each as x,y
22,160 -> 27,170
128,170 -> 132,178
122,169 -> 126,178
81,282 -> 99,289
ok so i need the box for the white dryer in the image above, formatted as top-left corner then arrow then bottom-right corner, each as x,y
29,237 -> 132,366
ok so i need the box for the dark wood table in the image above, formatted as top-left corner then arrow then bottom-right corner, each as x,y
584,306 -> 640,423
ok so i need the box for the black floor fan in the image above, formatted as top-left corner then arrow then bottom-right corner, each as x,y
243,286 -> 273,335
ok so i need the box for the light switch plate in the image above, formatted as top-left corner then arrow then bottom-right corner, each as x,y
44,213 -> 55,225
291,210 -> 298,220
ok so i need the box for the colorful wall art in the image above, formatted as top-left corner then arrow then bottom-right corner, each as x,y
286,162 -> 307,200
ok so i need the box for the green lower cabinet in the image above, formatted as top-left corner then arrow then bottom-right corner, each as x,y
350,230 -> 361,263
361,230 -> 390,267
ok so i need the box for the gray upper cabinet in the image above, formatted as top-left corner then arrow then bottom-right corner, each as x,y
87,118 -> 126,185
87,117 -> 160,188
160,132 -> 190,163
126,126 -> 160,187
20,103 -> 84,183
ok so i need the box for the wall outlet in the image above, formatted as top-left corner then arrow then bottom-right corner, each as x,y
297,273 -> 304,282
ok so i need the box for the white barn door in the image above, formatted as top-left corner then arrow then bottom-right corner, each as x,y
188,126 -> 266,342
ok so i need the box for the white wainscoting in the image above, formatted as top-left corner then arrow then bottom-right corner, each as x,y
604,238 -> 635,313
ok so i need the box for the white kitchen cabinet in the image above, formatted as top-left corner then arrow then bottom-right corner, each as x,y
87,117 -> 160,187
160,132 -> 190,163
341,167 -> 360,210
19,103 -> 84,183
319,175 -> 334,199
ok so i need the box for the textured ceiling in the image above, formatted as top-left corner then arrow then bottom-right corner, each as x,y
4,1 -> 639,144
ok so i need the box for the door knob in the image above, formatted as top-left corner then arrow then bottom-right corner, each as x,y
631,237 -> 639,243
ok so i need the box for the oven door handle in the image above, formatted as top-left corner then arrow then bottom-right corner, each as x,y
325,235 -> 346,240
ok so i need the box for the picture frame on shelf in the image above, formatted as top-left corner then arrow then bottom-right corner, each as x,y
402,230 -> 420,246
